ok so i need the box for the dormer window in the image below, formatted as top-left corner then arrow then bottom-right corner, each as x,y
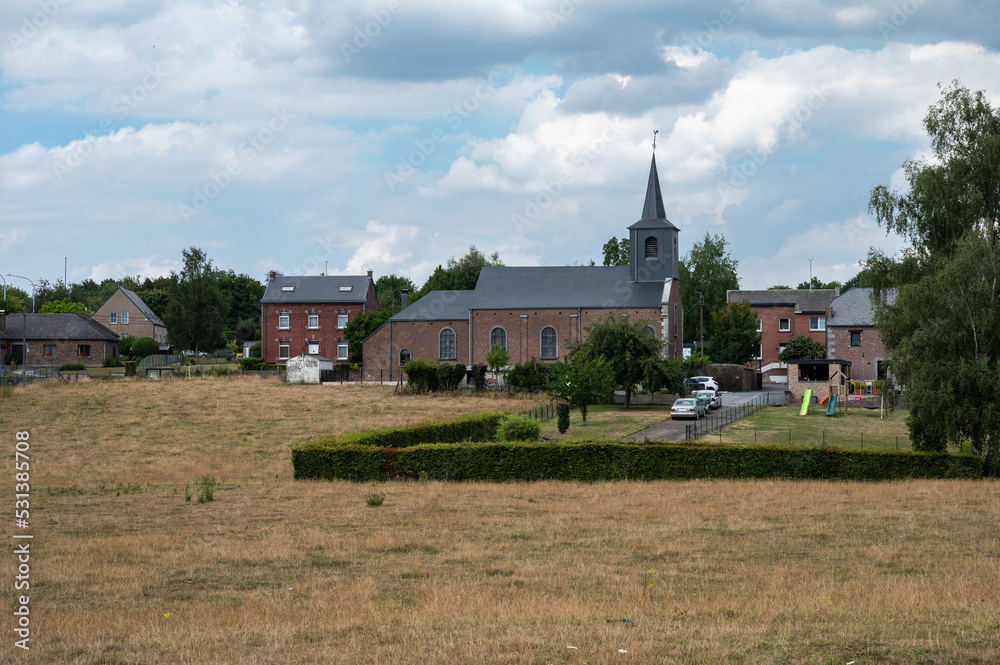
645,236 -> 658,258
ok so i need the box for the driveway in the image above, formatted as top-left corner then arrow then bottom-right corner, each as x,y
626,386 -> 785,442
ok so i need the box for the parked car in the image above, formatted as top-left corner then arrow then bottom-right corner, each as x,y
690,376 -> 719,391
670,397 -> 706,420
692,389 -> 721,410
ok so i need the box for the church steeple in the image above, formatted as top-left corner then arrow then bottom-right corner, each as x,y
641,154 -> 667,220
628,145 -> 680,283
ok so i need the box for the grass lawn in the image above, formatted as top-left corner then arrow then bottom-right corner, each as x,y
2,379 -> 997,664
711,400 -> 914,452
536,403 -> 674,441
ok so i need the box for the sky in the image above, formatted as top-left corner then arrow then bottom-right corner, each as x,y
2,0 -> 1000,293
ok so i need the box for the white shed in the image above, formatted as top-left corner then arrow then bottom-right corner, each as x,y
285,354 -> 334,384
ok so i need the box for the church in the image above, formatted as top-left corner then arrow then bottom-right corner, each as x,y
360,154 -> 684,381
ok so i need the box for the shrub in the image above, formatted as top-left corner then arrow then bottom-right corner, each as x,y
119,334 -> 136,358
240,357 -> 263,370
59,363 -> 86,372
497,414 -> 541,442
436,362 -> 467,391
131,337 -> 160,359
124,361 -> 137,376
261,362 -> 278,371
506,358 -> 553,392
365,493 -> 385,507
402,359 -> 466,392
196,476 -> 217,503
556,403 -> 570,434
103,357 -> 123,368
469,364 -> 487,390
211,366 -> 232,377
249,341 -> 262,358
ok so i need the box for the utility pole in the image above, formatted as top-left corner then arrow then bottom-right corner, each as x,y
697,291 -> 704,353
809,258 -> 814,290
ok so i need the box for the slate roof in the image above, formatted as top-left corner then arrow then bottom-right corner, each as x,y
390,290 -> 477,321
727,289 -> 837,313
261,275 -> 372,303
629,154 -> 679,231
3,313 -> 119,341
119,288 -> 165,326
472,266 -> 665,309
828,287 -> 896,327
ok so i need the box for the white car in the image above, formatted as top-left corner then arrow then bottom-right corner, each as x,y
692,389 -> 721,410
690,376 -> 719,392
670,398 -> 706,420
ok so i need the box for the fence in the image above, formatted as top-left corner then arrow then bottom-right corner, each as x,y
0,367 -> 61,387
138,354 -> 185,372
685,393 -> 772,441
519,402 -> 556,421
701,426 -> 912,452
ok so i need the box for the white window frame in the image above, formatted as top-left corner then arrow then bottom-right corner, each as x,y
489,326 -> 507,352
337,340 -> 349,361
278,313 -> 290,330
307,313 -> 319,329
439,328 -> 457,360
778,318 -> 790,332
810,316 -> 826,331
756,318 -> 762,332
43,344 -> 57,358
78,344 -> 91,358
121,312 -> 129,325
337,313 -> 348,329
109,312 -> 117,325
278,343 -> 290,360
308,340 -> 319,355
540,326 -> 558,359
753,343 -> 762,360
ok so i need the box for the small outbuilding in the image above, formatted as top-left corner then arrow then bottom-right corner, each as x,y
285,354 -> 334,384
786,359 -> 852,404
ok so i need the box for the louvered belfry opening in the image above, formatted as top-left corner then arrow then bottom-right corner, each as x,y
645,236 -> 658,258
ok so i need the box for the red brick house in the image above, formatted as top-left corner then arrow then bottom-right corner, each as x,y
260,272 -> 378,365
362,154 -> 684,381
727,289 -> 838,383
826,287 -> 893,384
1,311 -> 119,367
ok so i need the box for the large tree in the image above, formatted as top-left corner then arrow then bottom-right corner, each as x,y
866,81 -> 1000,458
216,270 -> 265,331
575,315 -> 662,409
547,354 -> 616,425
343,309 -> 392,365
375,274 -> 417,311
601,237 -> 629,266
416,245 -> 503,298
163,247 -> 229,353
679,232 -> 740,345
778,335 -> 826,363
708,301 -> 761,364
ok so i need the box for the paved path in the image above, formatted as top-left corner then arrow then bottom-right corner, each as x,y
627,386 -> 785,442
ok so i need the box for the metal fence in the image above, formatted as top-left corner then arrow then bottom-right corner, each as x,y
685,393 -> 773,441
520,402 -> 556,420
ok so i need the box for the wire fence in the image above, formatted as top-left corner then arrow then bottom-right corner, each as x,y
702,426 -> 911,452
685,393 -> 773,441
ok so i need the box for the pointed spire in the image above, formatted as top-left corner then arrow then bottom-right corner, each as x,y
641,153 -> 667,220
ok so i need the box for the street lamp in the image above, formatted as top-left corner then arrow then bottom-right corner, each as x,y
696,291 -> 704,353
7,274 -> 36,313
0,274 -> 6,302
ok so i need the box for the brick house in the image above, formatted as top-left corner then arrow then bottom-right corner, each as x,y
362,154 -> 684,381
826,287 -> 893,384
93,287 -> 168,343
260,272 -> 378,365
786,358 -> 852,405
1,310 -> 119,367
727,289 -> 838,383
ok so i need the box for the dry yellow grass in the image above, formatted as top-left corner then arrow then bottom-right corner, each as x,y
3,378 -> 999,664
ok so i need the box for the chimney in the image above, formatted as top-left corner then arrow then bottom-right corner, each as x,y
367,269 -> 373,279
268,270 -> 277,281
400,289 -> 409,311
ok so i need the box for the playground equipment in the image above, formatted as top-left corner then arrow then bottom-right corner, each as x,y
799,389 -> 812,416
825,394 -> 838,416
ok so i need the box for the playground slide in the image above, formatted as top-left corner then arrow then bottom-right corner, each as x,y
825,394 -> 837,417
820,395 -> 829,405
799,389 -> 812,416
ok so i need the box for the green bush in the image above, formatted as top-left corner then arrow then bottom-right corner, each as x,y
249,341 -> 262,358
131,337 -> 160,359
497,414 -> 541,442
124,361 -> 137,376
119,334 -> 136,358
103,357 -> 123,368
211,366 -> 232,377
506,358 -> 553,392
240,357 -> 263,370
556,403 -> 570,434
402,358 -> 465,392
59,363 -> 86,372
261,362 -> 278,371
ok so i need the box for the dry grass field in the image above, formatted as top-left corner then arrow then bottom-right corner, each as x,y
3,378 -> 999,664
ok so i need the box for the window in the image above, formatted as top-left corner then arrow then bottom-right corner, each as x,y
78,344 -> 91,358
307,313 -> 319,328
756,318 -> 762,332
278,313 -> 289,329
644,326 -> 656,337
337,340 -> 348,361
109,312 -> 117,324
278,343 -> 290,360
540,326 -> 557,359
399,349 -> 411,366
281,285 -> 295,292
810,316 -> 826,331
337,313 -> 348,329
308,340 -> 319,355
121,312 -> 129,324
753,343 -> 762,360
644,236 -> 658,258
338,286 -> 352,292
778,318 -> 790,332
489,326 -> 507,351
850,331 -> 861,347
673,304 -> 678,336
43,344 -> 56,358
439,328 -> 456,360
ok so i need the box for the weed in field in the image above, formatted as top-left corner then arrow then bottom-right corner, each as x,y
371,404 -> 381,415
366,492 -> 385,507
184,484 -> 191,502
197,476 -> 217,503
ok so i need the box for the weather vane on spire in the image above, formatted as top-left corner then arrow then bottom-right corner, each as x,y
652,129 -> 658,151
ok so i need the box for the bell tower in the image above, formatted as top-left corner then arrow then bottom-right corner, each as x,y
629,152 -> 679,283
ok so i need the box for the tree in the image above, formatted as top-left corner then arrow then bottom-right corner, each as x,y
679,232 -> 740,344
343,309 -> 392,365
131,336 -> 160,359
767,284 -> 791,290
216,270 -> 265,331
866,81 -> 1000,458
234,320 -> 258,345
375,274 -> 416,311
778,335 -> 826,362
548,354 -> 616,425
708,301 -> 761,364
163,247 -> 229,354
485,344 -> 509,386
416,246 -> 503,298
39,299 -> 88,314
602,237 -> 629,266
796,277 -> 842,290
575,315 -> 661,409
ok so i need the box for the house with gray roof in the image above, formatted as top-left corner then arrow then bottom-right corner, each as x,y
260,271 -> 378,364
94,287 -> 168,343
1,310 -> 119,367
826,287 -> 895,383
361,154 -> 684,381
